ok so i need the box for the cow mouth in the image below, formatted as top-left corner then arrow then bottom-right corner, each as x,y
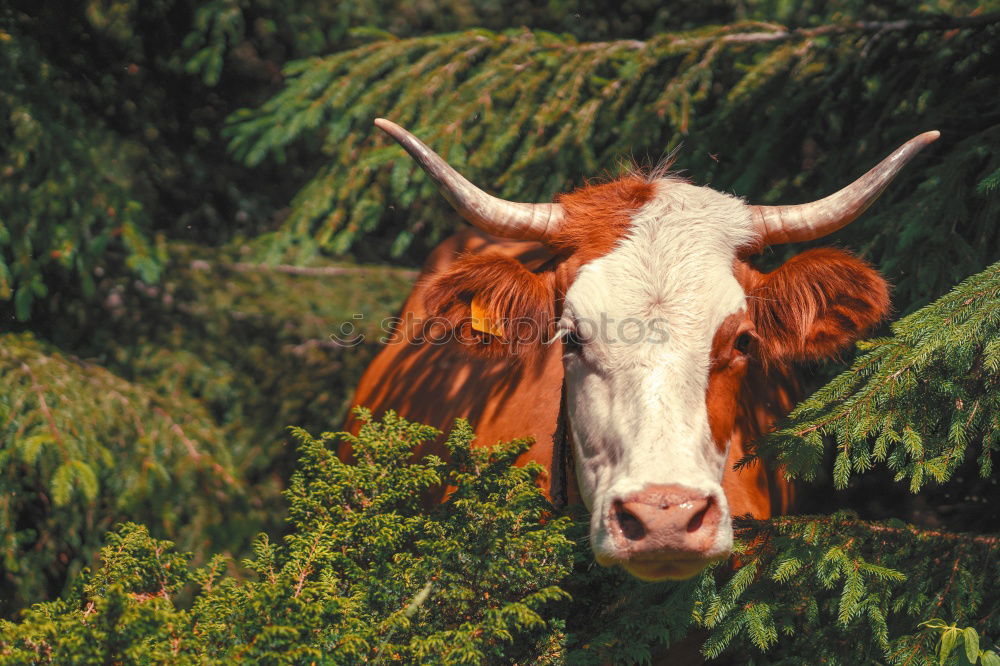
621,555 -> 721,581
595,548 -> 724,582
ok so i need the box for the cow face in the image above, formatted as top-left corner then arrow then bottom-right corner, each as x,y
556,180 -> 758,580
425,176 -> 889,580
553,179 -> 889,580
378,119 -> 932,580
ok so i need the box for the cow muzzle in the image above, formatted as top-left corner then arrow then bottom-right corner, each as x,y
603,484 -> 729,581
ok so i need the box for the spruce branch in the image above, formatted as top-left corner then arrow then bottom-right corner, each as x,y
189,259 -> 418,281
0,333 -> 250,613
755,260 -> 1000,491
664,12 -> 1000,48
226,14 -> 999,273
737,516 -> 1000,549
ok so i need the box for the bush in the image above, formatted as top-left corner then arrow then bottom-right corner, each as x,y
0,411 -> 574,664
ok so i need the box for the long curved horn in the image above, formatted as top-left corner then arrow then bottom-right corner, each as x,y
374,118 -> 564,241
750,131 -> 940,245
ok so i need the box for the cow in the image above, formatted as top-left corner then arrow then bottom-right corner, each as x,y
345,119 -> 938,581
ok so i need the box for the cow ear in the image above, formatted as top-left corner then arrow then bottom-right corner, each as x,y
424,253 -> 554,358
747,248 -> 890,364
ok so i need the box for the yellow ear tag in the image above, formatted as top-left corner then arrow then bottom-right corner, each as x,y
470,294 -> 504,338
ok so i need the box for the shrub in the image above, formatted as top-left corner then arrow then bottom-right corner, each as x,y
0,411 -> 574,664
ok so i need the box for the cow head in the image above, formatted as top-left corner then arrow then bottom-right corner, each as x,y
376,119 -> 937,580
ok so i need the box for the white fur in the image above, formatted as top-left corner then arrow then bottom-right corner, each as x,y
561,179 -> 758,564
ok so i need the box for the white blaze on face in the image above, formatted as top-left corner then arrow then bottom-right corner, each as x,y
560,179 -> 757,565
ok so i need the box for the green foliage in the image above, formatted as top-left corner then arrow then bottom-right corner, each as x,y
177,0 -> 928,64
2,0 -> 369,322
0,236 -> 413,616
0,525 -> 197,665
225,12 -> 1000,304
759,260 -> 1000,493
0,332 -> 250,616
696,515 -> 997,665
0,411 -> 575,664
0,16 -> 164,321
922,620 -> 999,666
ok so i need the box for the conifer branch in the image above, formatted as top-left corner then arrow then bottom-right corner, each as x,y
226,13 -> 999,271
738,516 -> 1000,548
0,333 -> 250,612
220,261 -> 417,281
22,362 -> 68,460
663,12 -> 1000,48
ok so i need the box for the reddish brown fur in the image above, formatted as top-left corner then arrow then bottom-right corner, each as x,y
742,248 -> 891,366
550,177 -> 657,264
706,312 -> 755,453
424,253 -> 556,358
344,229 -> 564,499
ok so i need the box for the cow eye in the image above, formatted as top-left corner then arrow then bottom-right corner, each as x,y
552,315 -> 584,354
734,332 -> 754,354
562,329 -> 584,354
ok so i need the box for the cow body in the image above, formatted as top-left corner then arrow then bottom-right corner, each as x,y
344,122 -> 934,580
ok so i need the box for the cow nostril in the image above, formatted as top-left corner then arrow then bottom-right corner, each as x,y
685,497 -> 713,533
614,502 -> 646,541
